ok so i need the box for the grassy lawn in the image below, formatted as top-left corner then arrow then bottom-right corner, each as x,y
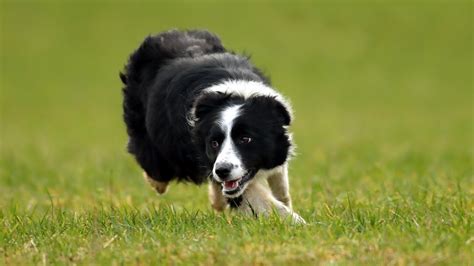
1,1 -> 472,265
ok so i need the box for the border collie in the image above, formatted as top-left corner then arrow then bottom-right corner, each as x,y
120,29 -> 305,223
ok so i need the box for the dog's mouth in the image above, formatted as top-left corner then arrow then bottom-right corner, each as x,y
221,169 -> 256,197
223,179 -> 240,191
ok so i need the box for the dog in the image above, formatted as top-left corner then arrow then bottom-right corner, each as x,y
120,29 -> 305,224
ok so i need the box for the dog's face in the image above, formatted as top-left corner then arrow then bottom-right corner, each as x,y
193,93 -> 292,198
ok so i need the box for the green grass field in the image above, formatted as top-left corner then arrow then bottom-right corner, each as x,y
1,1 -> 472,265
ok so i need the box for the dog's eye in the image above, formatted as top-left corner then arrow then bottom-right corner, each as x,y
238,136 -> 252,144
210,140 -> 220,149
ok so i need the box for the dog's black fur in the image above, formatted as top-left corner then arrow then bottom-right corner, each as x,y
120,30 -> 291,186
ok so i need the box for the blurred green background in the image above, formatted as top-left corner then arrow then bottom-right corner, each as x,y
1,1 -> 472,212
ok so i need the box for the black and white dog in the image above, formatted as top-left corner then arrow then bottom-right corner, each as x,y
120,30 -> 304,223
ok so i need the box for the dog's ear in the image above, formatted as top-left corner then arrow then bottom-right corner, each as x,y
271,99 -> 292,126
192,92 -> 231,122
248,96 -> 292,126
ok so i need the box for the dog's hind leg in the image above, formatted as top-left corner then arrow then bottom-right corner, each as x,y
267,164 -> 292,209
209,181 -> 227,212
143,172 -> 169,194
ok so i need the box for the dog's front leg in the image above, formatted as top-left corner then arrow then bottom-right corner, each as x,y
267,165 -> 292,209
208,181 -> 227,212
239,181 -> 305,224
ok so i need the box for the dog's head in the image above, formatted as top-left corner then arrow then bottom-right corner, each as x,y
191,81 -> 293,198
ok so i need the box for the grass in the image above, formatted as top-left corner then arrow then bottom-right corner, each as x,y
1,1 -> 472,265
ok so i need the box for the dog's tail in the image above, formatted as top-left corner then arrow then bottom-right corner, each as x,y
120,29 -> 225,90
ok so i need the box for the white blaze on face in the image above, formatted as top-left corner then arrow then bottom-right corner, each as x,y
212,105 -> 246,182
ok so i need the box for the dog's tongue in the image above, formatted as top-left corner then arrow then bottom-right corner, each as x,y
224,180 -> 239,190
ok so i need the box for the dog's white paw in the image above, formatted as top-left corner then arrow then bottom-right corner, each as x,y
290,212 -> 307,225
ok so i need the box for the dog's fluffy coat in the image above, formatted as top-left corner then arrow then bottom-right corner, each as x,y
121,29 -> 304,223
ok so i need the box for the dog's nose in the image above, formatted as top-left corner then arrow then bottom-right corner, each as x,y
215,163 -> 233,179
